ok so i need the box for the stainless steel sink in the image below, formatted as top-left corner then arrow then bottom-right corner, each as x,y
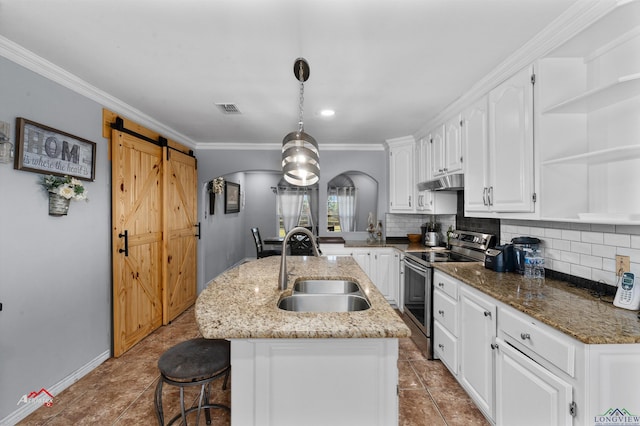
277,294 -> 371,312
292,279 -> 362,295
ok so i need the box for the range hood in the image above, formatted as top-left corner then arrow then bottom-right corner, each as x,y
417,173 -> 464,191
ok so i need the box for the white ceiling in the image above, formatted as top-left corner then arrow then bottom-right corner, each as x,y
0,0 -> 578,147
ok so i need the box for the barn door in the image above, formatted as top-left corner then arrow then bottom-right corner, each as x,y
111,129 -> 163,357
163,148 -> 198,323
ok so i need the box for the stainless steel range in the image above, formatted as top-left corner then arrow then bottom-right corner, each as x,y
402,230 -> 496,359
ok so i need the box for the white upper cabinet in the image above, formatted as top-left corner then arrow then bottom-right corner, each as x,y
444,115 -> 463,174
430,117 -> 462,178
429,125 -> 446,177
536,0 -> 640,224
463,96 -> 490,213
464,66 -> 535,216
487,65 -> 535,213
387,136 -> 415,213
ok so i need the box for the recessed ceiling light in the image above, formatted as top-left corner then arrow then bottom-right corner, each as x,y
319,109 -> 335,117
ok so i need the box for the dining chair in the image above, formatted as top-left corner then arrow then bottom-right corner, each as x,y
251,227 -> 281,258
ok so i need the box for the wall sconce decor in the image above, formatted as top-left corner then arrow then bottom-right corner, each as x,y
0,120 -> 13,164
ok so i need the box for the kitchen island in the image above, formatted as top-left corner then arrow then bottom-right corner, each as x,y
195,255 -> 410,426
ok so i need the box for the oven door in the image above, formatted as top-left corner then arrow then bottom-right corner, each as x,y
403,255 -> 431,337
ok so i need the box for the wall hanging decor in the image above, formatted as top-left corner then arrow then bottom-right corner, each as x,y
224,181 -> 240,214
41,174 -> 88,216
15,117 -> 96,181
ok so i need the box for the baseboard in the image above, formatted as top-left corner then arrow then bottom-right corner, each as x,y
0,349 -> 111,426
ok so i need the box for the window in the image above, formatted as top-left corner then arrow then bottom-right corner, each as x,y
277,193 -> 313,237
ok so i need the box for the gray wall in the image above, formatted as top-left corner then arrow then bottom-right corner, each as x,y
0,57 -> 111,421
195,149 -> 388,288
0,54 -> 390,423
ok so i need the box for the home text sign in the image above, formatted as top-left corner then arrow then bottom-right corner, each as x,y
15,117 -> 96,181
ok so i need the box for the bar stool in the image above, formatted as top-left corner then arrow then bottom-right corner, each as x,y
154,338 -> 231,425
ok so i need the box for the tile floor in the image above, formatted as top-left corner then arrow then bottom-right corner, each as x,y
18,307 -> 489,425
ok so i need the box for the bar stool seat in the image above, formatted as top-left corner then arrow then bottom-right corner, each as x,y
155,338 -> 230,425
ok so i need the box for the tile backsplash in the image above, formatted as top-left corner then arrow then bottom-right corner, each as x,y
385,213 -> 455,239
501,219 -> 640,288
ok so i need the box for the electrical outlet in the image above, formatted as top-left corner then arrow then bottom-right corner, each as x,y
616,255 -> 630,277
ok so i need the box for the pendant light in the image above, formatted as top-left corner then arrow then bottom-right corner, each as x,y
282,57 -> 320,186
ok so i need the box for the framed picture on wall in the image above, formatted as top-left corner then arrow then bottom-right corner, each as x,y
225,181 -> 240,214
14,117 -> 96,181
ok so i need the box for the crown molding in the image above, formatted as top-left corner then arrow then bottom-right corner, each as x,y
414,0 -> 620,138
194,142 -> 385,151
0,35 -> 198,148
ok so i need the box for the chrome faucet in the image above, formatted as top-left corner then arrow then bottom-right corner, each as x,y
278,227 -> 320,290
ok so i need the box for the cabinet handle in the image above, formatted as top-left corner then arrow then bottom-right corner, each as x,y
490,343 -> 499,350
438,343 -> 445,350
483,311 -> 491,318
438,282 -> 444,287
482,187 -> 488,206
438,310 -> 445,316
488,186 -> 494,206
408,196 -> 412,207
520,333 -> 531,340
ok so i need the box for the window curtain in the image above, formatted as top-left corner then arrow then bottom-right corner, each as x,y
308,187 -> 319,234
277,187 -> 305,232
336,187 -> 357,232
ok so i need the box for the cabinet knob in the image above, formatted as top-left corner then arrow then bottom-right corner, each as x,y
520,333 -> 531,340
490,343 -> 499,350
438,343 -> 445,350
484,311 -> 491,318
438,282 -> 444,287
438,310 -> 445,316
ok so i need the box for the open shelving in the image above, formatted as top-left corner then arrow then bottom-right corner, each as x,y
542,73 -> 640,114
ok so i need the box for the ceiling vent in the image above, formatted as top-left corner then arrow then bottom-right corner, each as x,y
215,103 -> 241,114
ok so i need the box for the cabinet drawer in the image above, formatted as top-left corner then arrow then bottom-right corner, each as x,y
433,270 -> 458,299
499,307 -> 575,377
434,321 -> 458,375
434,290 -> 458,336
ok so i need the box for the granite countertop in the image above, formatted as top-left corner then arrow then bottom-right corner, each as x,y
195,256 -> 411,340
433,262 -> 640,345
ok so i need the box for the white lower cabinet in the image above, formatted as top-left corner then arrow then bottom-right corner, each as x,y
433,271 -> 459,374
495,338 -> 573,426
436,270 -> 640,425
350,248 -> 399,307
459,286 -> 497,421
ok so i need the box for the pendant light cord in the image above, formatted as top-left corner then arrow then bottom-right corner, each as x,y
298,61 -> 305,133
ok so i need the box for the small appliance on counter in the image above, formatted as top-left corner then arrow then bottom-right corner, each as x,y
511,236 -> 541,275
421,222 -> 441,247
485,244 -> 514,272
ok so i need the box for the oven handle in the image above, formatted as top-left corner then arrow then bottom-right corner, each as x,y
403,256 -> 429,275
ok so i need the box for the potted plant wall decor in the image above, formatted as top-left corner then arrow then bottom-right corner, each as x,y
41,174 -> 88,216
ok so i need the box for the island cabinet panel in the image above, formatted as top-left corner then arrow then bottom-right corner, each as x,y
230,338 -> 399,426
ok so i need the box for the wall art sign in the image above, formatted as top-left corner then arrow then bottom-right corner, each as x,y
225,181 -> 240,214
15,117 -> 96,181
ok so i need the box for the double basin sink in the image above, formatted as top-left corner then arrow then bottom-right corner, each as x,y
278,279 -> 371,313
